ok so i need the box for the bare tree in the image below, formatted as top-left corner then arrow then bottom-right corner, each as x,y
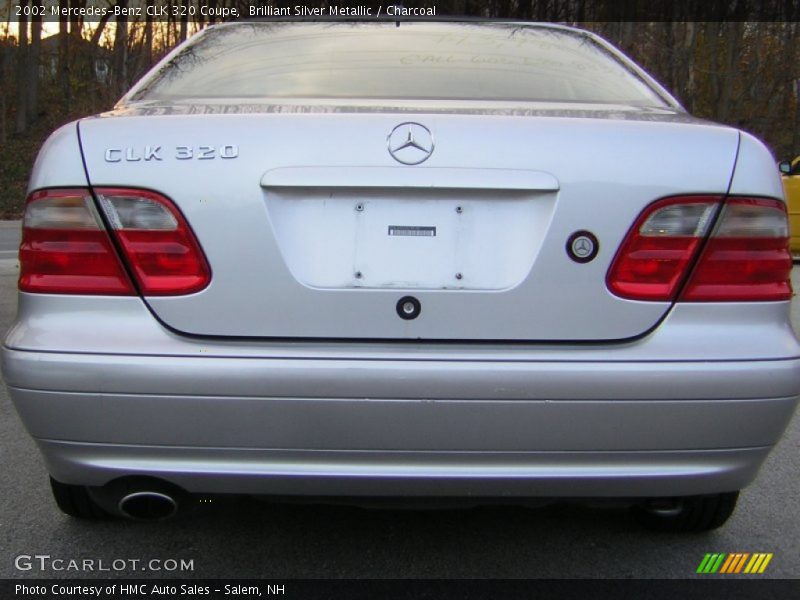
145,0 -> 154,65
180,0 -> 189,42
113,0 -> 129,95
28,0 -> 42,124
71,0 -> 86,41
14,0 -> 28,134
0,39 -> 7,142
59,0 -> 70,111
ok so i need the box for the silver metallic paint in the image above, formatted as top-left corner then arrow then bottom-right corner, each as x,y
76,113 -> 741,340
7,21 -> 800,502
36,441 -> 771,497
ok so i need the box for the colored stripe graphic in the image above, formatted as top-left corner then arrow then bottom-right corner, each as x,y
719,553 -> 750,574
700,553 -> 773,574
697,553 -> 727,574
719,554 -> 736,574
734,553 -> 750,573
697,554 -> 714,573
759,554 -> 774,573
744,553 -> 774,574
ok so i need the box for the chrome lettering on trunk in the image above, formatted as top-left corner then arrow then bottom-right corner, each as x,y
104,145 -> 238,162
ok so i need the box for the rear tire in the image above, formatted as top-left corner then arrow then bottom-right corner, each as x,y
50,477 -> 109,520
636,492 -> 739,532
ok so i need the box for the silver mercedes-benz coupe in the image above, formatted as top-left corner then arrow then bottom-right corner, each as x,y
3,20 -> 798,530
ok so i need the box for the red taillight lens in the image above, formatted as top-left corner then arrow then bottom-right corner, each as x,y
20,188 -> 211,296
607,196 -> 720,301
95,188 -> 211,296
607,195 -> 792,303
680,198 -> 792,301
19,190 -> 135,295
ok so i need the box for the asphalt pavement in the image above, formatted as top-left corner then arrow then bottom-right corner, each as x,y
0,220 -> 798,579
0,221 -> 21,259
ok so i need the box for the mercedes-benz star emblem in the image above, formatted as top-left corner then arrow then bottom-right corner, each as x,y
573,237 -> 593,257
387,122 -> 434,165
566,231 -> 599,263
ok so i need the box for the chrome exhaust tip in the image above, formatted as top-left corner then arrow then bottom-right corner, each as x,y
118,490 -> 178,520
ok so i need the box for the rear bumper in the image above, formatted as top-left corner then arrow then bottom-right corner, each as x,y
4,294 -> 800,498
34,441 -> 773,498
4,345 -> 799,498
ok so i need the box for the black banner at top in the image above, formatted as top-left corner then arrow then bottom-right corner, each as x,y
8,0 -> 800,23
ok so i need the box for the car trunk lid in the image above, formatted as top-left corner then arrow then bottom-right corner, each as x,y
78,108 -> 739,341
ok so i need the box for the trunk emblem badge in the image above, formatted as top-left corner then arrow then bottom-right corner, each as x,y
567,231 -> 599,263
387,123 -> 434,165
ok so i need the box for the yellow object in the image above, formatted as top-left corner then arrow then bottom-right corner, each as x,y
783,156 -> 800,254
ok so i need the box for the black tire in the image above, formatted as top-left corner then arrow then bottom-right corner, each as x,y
636,492 -> 739,532
50,477 -> 109,520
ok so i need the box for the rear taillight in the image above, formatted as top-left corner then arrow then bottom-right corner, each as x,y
607,196 -> 720,301
607,195 -> 792,302
95,188 -> 210,295
681,198 -> 792,301
20,188 -> 210,296
20,190 -> 135,295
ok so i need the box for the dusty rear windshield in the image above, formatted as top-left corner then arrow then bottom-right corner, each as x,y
130,22 -> 669,106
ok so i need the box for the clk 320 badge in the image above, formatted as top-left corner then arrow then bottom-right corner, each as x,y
104,145 -> 239,162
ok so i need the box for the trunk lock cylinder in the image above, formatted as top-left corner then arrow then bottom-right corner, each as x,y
397,296 -> 421,320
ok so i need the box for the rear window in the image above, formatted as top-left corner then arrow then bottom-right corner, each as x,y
130,22 -> 668,106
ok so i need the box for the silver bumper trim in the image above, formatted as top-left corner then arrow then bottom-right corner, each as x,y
37,440 -> 770,497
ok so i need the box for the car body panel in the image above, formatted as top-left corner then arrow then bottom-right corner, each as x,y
5,330 -> 798,498
27,122 -> 87,190
76,112 -> 740,341
729,132 -> 786,199
4,290 -> 799,496
5,21 -> 800,507
5,293 -> 800,362
35,441 -> 772,498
